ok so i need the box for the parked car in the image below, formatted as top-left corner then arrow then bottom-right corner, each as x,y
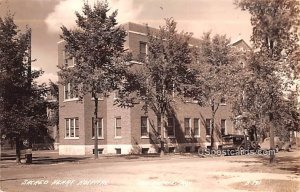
218,134 -> 259,151
260,137 -> 291,152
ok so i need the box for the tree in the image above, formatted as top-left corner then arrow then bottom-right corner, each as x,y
59,1 -> 127,159
187,32 -> 240,149
0,13 -> 48,163
47,81 -> 59,144
235,0 -> 300,163
118,18 -> 195,156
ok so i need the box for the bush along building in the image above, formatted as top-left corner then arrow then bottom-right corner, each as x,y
57,22 -> 250,155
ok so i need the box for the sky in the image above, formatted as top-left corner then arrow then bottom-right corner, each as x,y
0,0 -> 252,84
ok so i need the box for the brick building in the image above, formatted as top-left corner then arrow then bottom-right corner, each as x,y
58,22 -> 250,155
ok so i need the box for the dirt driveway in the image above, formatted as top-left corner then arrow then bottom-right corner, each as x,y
1,150 -> 299,192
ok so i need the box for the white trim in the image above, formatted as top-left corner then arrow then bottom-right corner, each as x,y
57,39 -> 65,44
59,142 -> 225,155
130,60 -> 144,65
63,98 -> 79,102
64,137 -> 79,140
91,97 -> 104,101
128,30 -> 147,36
72,57 -> 76,66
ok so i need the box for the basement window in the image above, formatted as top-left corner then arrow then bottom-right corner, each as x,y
115,148 -> 121,154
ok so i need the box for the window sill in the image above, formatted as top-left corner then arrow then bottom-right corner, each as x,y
63,98 -> 79,102
91,98 -> 104,101
141,136 -> 150,139
64,137 -> 79,140
130,60 -> 144,65
92,137 -> 104,140
185,136 -> 192,138
194,135 -> 201,138
184,100 -> 198,104
114,137 -> 122,139
167,136 -> 176,139
206,135 -> 211,137
220,103 -> 227,106
65,65 -> 75,68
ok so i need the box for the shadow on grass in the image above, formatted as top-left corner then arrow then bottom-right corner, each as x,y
1,152 -> 89,165
228,152 -> 300,176
31,156 -> 90,165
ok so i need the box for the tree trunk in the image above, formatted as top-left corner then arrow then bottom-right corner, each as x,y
269,113 -> 275,164
210,103 -> 215,150
160,112 -> 165,157
15,137 -> 21,163
93,95 -> 99,159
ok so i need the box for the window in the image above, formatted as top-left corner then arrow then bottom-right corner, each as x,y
141,116 -> 149,137
185,146 -> 191,153
142,148 -> 149,154
64,83 -> 78,100
157,116 -> 161,136
93,148 -> 103,154
167,117 -> 175,137
205,119 -> 211,136
63,51 -> 68,66
220,97 -> 226,105
139,41 -> 147,60
65,118 -> 79,138
63,51 -> 75,67
139,87 -> 147,97
115,148 -> 121,154
194,118 -> 200,137
221,119 -> 226,135
114,91 -> 119,100
184,118 -> 191,137
92,118 -> 103,138
115,117 -> 122,138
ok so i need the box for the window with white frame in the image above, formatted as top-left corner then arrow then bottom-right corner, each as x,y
184,118 -> 191,137
92,117 -> 103,138
141,116 -> 149,137
167,117 -> 175,137
65,118 -> 79,138
205,119 -> 211,136
115,117 -> 122,138
194,118 -> 200,137
64,83 -> 78,100
221,119 -> 226,135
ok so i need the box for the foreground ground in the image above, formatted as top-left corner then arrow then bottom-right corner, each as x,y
1,150 -> 300,192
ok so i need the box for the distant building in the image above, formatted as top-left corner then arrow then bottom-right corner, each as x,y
57,22 -> 250,155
